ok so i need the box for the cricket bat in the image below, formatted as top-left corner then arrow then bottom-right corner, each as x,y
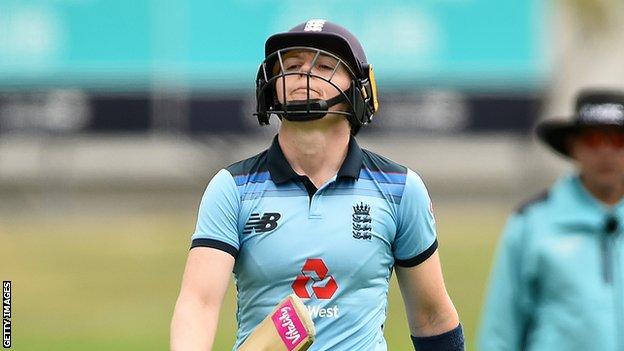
237,294 -> 315,351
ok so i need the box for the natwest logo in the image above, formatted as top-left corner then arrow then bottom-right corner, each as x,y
291,258 -> 338,299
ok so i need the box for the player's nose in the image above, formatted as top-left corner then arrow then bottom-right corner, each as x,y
296,60 -> 315,74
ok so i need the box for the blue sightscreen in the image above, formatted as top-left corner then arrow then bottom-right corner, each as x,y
0,0 -> 547,90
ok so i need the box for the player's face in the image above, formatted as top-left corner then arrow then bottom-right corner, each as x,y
569,127 -> 624,188
274,49 -> 351,107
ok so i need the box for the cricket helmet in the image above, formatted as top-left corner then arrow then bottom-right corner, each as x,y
254,19 -> 379,135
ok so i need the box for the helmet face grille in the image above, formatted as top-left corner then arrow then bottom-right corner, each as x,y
255,47 -> 378,134
256,48 -> 355,121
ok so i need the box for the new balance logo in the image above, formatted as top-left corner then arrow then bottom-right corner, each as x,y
243,212 -> 281,234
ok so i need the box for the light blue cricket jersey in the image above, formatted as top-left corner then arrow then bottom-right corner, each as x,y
191,136 -> 438,351
479,174 -> 624,351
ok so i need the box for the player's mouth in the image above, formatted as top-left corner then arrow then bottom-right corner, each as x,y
290,87 -> 321,98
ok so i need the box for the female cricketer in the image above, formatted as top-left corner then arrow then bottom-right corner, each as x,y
171,19 -> 464,351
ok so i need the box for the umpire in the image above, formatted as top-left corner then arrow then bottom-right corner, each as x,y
479,89 -> 624,350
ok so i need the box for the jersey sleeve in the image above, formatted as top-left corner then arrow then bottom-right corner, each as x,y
393,169 -> 438,267
190,169 -> 241,258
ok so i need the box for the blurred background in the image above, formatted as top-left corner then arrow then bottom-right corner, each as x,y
2,0 -> 624,350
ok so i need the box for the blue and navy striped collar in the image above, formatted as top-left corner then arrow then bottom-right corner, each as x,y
267,134 -> 363,184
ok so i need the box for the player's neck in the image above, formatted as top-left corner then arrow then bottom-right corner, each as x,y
278,118 -> 350,188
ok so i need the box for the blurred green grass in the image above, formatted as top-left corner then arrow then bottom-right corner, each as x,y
0,202 -> 506,351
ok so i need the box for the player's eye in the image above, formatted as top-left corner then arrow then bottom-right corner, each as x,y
317,64 -> 334,71
284,63 -> 302,72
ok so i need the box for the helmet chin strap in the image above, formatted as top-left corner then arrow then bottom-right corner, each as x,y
277,87 -> 352,122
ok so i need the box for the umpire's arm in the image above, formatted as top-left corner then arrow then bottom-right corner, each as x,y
477,213 -> 531,350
